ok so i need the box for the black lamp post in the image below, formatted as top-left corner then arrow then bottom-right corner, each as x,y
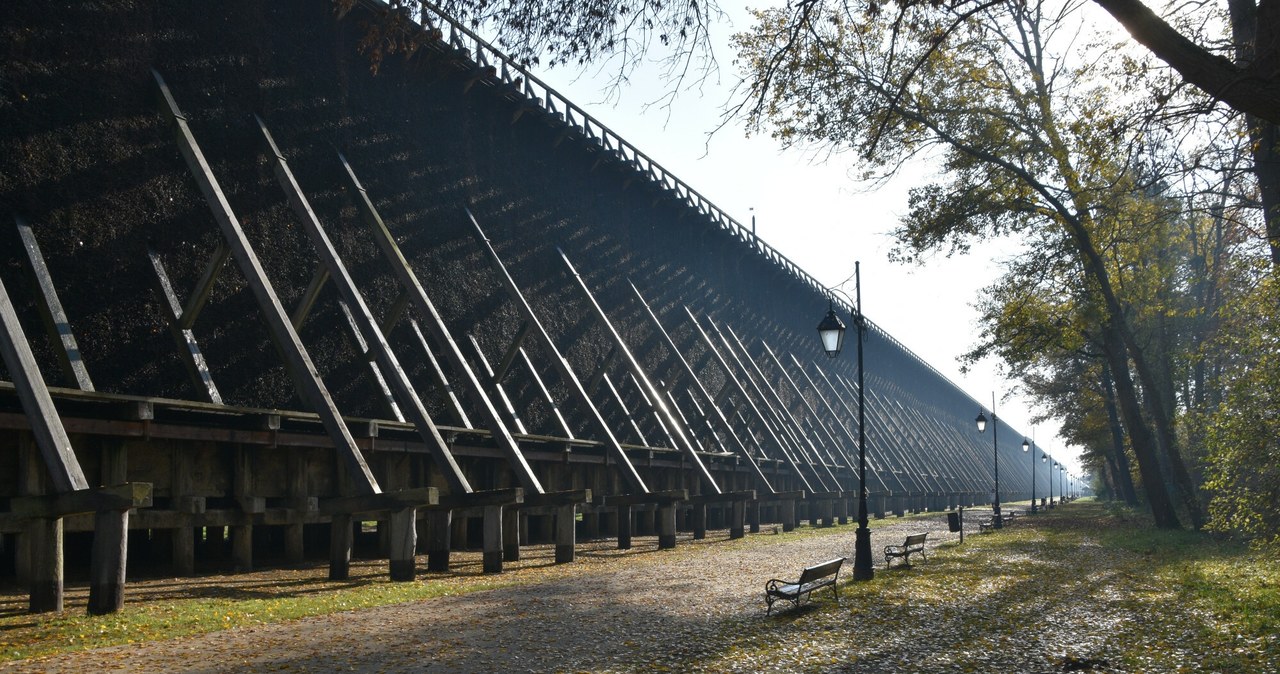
975,397 -> 1001,528
1023,437 -> 1037,514
816,262 -> 872,581
1043,452 -> 1053,508
1058,463 -> 1065,502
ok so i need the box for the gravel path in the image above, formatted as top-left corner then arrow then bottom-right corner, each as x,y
1,516 -> 957,673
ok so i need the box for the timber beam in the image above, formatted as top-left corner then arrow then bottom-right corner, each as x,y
9,483 -> 153,519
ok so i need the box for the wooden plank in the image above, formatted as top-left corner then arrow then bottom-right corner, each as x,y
601,489 -> 687,507
9,483 -> 153,518
153,70 -> 379,496
520,489 -> 591,508
463,211 -> 649,494
559,250 -> 721,493
319,487 -> 440,515
0,276 -> 90,492
15,216 -> 94,391
493,321 -> 531,381
627,284 -> 774,493
145,247 -> 223,404
337,154 -> 542,494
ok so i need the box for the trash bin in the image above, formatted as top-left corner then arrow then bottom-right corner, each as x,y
947,511 -> 961,533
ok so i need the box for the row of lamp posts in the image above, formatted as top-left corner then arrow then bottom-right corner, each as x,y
817,264 -> 1078,582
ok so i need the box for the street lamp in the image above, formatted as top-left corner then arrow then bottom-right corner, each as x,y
975,396 -> 1001,528
1043,453 -> 1053,508
1023,436 -> 1037,514
1057,463 -> 1064,502
815,261 -> 872,581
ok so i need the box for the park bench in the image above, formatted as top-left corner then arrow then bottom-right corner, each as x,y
764,557 -> 844,615
884,532 -> 929,567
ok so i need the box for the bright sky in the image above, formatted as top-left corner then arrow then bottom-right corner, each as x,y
532,2 -> 1083,475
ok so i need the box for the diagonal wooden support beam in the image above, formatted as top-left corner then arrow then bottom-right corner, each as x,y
179,242 -> 229,331
809,365 -> 906,494
335,300 -> 405,424
786,352 -> 891,494
627,283 -> 773,493
466,334 -> 529,435
14,216 -> 94,391
759,340 -> 850,472
256,116 -> 473,495
681,306 -> 816,493
558,250 -> 721,493
153,70 -> 379,496
290,264 -> 330,331
0,276 -> 90,493
493,321 -> 532,382
719,324 -> 840,490
601,372 -> 649,446
409,319 -> 473,428
337,154 -> 542,494
146,246 -> 223,404
710,320 -> 836,492
465,211 -> 648,494
517,346 -> 574,439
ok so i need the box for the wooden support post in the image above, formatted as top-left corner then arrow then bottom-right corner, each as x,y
749,500 -> 761,534
285,450 -> 308,564
426,510 -> 451,572
503,510 -> 521,562
388,507 -> 417,581
691,504 -> 707,540
731,499 -> 746,539
658,504 -> 677,549
329,514 -> 353,581
837,495 -> 849,525
554,505 -> 576,563
27,517 -> 62,613
232,523 -> 253,572
616,505 -> 633,550
90,440 -> 130,614
781,499 -> 796,532
145,247 -> 223,403
482,506 -> 503,573
171,450 -> 196,575
88,509 -> 128,615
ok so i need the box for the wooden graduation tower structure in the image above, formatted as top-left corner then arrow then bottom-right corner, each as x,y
0,0 -> 1043,613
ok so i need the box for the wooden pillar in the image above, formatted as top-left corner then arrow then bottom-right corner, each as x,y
691,504 -> 707,540
581,511 -> 599,540
730,499 -> 746,539
89,440 -> 129,614
285,450 -> 308,564
27,518 -> 62,613
503,510 -> 521,562
554,505 -> 576,563
749,500 -> 761,534
426,510 -> 451,572
232,523 -> 253,572
836,495 -> 849,525
329,514 -> 353,580
781,499 -> 796,532
388,507 -> 416,581
171,449 -> 196,576
482,506 -> 503,573
88,509 -> 128,615
616,505 -> 632,550
658,504 -> 677,549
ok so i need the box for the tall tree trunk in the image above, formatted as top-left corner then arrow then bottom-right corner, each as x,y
1101,362 -> 1140,506
1230,0 -> 1280,265
1100,320 -> 1182,528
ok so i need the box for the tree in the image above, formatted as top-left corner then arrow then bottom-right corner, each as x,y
733,0 -> 1200,526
